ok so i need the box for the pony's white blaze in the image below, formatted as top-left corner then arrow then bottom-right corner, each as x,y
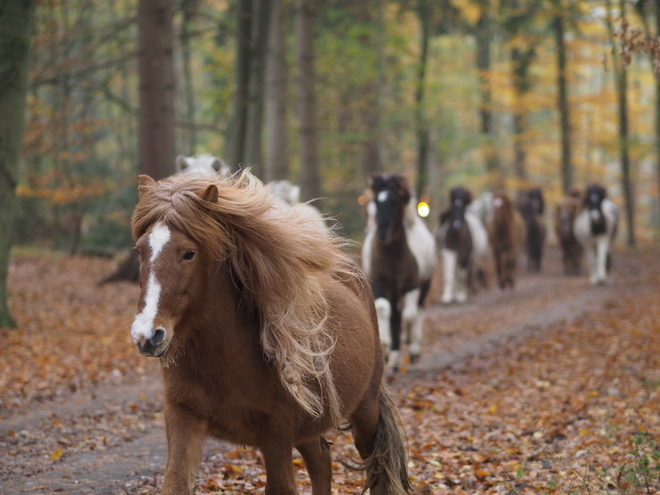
131,222 -> 171,342
377,190 -> 389,202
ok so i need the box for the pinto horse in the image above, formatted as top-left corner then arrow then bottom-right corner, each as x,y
435,187 -> 489,304
130,172 -> 411,495
573,183 -> 618,285
361,174 -> 436,368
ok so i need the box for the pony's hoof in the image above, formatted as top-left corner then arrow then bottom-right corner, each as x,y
409,354 -> 420,365
441,295 -> 453,304
456,293 -> 467,303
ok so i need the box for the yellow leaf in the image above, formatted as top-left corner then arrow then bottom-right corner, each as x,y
50,448 -> 63,461
488,404 -> 498,414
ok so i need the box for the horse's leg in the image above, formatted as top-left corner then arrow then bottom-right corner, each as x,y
441,248 -> 457,303
595,236 -> 609,284
161,401 -> 207,495
388,303 -> 402,369
373,297 -> 391,360
295,437 -> 331,495
455,266 -> 468,303
584,243 -> 598,285
402,288 -> 421,362
262,436 -> 297,495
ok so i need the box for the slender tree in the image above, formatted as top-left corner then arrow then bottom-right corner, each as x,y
0,0 -> 35,327
226,0 -> 251,168
295,0 -> 321,203
265,0 -> 289,181
180,0 -> 200,155
415,0 -> 432,199
606,0 -> 635,246
138,0 -> 176,180
475,0 -> 499,175
243,0 -> 272,175
552,2 -> 573,193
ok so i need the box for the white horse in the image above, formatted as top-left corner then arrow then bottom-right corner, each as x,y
267,180 -> 328,233
175,154 -> 230,177
435,187 -> 489,304
361,174 -> 437,367
573,184 -> 618,285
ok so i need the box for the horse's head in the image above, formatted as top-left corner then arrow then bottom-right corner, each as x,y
130,175 -> 220,358
527,188 -> 544,215
369,173 -> 411,242
584,183 -> 607,231
176,153 -> 228,177
491,190 -> 513,222
447,187 -> 472,228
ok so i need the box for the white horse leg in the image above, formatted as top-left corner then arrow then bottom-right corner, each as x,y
441,249 -> 457,304
585,244 -> 598,285
402,289 -> 418,345
456,267 -> 468,303
408,308 -> 425,364
374,297 -> 392,359
595,237 -> 609,284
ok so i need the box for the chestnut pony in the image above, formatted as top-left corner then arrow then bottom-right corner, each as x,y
130,172 -> 410,495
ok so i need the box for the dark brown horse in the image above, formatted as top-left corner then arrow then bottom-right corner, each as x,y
130,172 -> 411,495
516,188 -> 546,272
554,192 -> 583,276
488,191 -> 527,289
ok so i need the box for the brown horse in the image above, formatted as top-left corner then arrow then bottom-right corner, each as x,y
130,172 -> 410,495
554,193 -> 583,276
488,191 -> 527,289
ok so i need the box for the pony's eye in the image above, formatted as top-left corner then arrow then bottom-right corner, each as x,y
183,250 -> 196,261
134,246 -> 140,255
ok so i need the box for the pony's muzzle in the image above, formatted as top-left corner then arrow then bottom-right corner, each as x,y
135,328 -> 167,357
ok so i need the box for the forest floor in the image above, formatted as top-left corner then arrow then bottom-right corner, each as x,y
0,245 -> 659,494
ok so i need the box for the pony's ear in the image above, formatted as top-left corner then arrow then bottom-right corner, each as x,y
200,184 -> 219,204
175,155 -> 188,172
138,175 -> 156,200
395,175 -> 411,204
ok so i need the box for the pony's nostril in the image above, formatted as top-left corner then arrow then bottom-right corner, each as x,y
149,328 -> 166,346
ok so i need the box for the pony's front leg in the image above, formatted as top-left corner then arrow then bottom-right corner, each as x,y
584,244 -> 598,285
441,249 -> 457,303
262,436 -> 297,495
455,266 -> 468,303
296,437 -> 332,495
161,402 -> 207,495
595,237 -> 609,284
402,288 -> 421,363
374,297 -> 392,359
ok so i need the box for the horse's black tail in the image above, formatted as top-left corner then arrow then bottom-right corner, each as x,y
362,389 -> 412,495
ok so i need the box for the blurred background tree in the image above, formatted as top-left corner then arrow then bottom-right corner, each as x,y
1,0 -> 659,291
0,0 -> 35,327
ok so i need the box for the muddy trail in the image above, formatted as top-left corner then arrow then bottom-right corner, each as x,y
0,245 -> 656,494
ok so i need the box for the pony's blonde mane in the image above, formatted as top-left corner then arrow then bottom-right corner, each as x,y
132,170 -> 366,423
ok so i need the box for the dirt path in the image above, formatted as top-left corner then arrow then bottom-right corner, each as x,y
0,246 -> 649,494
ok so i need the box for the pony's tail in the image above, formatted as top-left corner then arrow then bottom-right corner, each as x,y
362,389 -> 412,495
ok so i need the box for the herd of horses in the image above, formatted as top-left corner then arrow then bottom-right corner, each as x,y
127,155 -> 619,494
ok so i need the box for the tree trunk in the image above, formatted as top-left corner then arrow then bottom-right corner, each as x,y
511,46 -> 535,181
265,0 -> 289,182
415,0 -> 431,200
606,0 -> 635,246
103,0 -> 175,284
243,0 -> 272,176
138,0 -> 176,180
180,0 -> 198,155
295,0 -> 321,203
476,1 -> 499,175
0,0 -> 35,328
553,8 -> 573,194
226,0 -> 252,168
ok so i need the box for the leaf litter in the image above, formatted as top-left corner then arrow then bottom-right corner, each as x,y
0,248 -> 658,494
